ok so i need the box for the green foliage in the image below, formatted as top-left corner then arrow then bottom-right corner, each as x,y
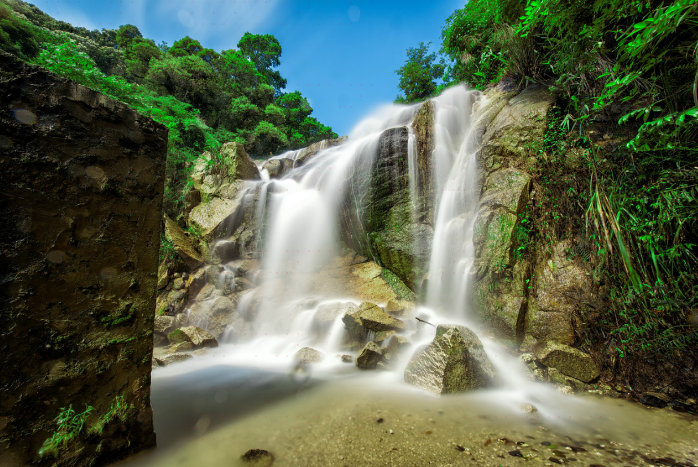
394,41 -> 447,102
39,405 -> 93,459
251,120 -> 289,155
380,268 -> 416,301
237,32 -> 287,95
88,395 -> 130,436
0,3 -> 40,58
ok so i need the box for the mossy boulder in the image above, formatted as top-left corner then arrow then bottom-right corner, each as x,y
345,302 -> 405,333
219,142 -> 261,180
164,214 -> 203,270
167,329 -> 189,345
155,352 -> 193,366
535,342 -> 599,383
404,324 -> 500,394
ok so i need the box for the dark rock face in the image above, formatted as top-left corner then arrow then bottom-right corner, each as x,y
339,126 -> 433,291
0,51 -> 165,466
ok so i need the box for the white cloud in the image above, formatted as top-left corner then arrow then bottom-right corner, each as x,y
152,0 -> 281,44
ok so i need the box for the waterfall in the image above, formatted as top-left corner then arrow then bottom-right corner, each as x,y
424,87 -> 483,319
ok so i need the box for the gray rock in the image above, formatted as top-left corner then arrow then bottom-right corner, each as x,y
212,240 -> 239,263
155,352 -> 194,366
535,342 -> 599,383
294,347 -> 324,365
154,315 -> 175,334
341,355 -> 353,363
168,342 -> 194,353
343,302 -> 405,334
404,325 -> 500,394
188,295 -> 238,339
356,341 -> 384,370
177,326 -> 219,348
164,214 -> 203,270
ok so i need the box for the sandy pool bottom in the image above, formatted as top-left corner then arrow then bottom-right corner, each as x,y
115,365 -> 698,467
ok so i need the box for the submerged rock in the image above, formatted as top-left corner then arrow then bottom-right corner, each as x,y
356,341 -> 384,370
294,347 -> 324,365
404,325 -> 500,394
341,355 -> 353,363
241,448 -> 274,466
535,342 -> 599,383
155,353 -> 194,366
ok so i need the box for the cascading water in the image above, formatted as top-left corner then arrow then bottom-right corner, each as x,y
176,84 -> 584,422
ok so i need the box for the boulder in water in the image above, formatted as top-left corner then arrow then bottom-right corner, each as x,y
374,330 -> 397,345
348,302 -> 405,332
385,334 -> 411,358
262,158 -> 294,179
341,355 -> 353,363
404,324 -> 500,394
155,352 -> 193,366
535,342 -> 599,383
188,295 -> 238,339
294,347 -> 324,365
356,341 -> 384,370
168,342 -> 194,353
241,448 -> 274,466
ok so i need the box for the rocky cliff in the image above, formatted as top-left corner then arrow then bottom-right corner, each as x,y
0,51 -> 167,466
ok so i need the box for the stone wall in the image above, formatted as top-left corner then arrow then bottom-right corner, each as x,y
0,51 -> 166,466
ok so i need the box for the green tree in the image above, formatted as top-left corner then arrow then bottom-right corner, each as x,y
170,35 -> 220,64
124,37 -> 160,81
0,3 -> 40,58
251,120 -> 289,154
394,41 -> 447,103
115,24 -> 142,50
237,32 -> 287,95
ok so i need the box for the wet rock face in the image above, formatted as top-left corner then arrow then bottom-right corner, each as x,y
339,126 -> 432,291
0,51 -> 165,466
404,325 -> 500,394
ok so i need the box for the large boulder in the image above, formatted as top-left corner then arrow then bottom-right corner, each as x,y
356,341 -> 384,370
155,353 -> 194,366
167,326 -> 218,348
293,136 -> 347,167
164,214 -> 203,270
188,295 -> 239,339
211,239 -> 239,264
339,126 -> 432,290
219,142 -> 261,180
347,302 -> 405,332
154,314 -> 187,335
404,325 -> 500,394
535,342 -> 599,383
188,196 -> 245,243
262,157 -> 294,179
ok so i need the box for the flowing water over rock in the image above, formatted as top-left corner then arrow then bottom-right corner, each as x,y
139,85 -> 697,466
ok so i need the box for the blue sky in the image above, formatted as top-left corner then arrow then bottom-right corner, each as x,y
24,0 -> 466,137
